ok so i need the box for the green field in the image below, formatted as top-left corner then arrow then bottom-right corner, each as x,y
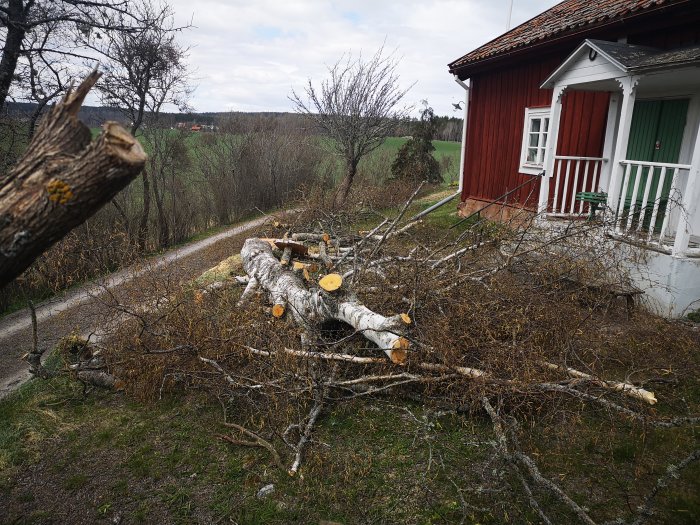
89,127 -> 462,185
381,136 -> 461,157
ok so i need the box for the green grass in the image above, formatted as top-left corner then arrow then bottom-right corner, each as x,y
7,372 -> 696,524
0,375 -> 494,524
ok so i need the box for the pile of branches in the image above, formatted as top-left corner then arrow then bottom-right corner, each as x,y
93,186 -> 699,524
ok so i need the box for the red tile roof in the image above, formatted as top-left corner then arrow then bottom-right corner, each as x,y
449,0 -> 685,72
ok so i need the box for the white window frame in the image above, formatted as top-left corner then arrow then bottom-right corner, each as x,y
519,107 -> 551,175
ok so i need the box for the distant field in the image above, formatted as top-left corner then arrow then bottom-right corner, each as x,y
120,130 -> 462,184
382,136 -> 461,157
371,137 -> 461,184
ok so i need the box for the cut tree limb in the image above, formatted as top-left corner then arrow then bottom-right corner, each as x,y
318,241 -> 333,268
241,238 -> 409,363
540,361 -> 657,405
237,277 -> 259,306
0,70 -> 147,288
279,247 -> 293,266
244,346 -> 387,364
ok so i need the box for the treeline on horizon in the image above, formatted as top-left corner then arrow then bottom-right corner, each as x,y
5,102 -> 464,142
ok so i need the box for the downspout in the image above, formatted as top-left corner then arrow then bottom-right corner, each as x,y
407,76 -> 470,222
454,75 -> 470,197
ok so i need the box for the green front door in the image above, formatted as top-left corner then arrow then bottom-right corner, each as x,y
622,99 -> 688,231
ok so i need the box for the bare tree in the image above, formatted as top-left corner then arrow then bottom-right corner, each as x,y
91,0 -> 191,250
0,0 -> 142,110
290,46 -> 412,207
93,1 -> 190,134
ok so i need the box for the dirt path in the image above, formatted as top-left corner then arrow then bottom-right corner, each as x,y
0,213 -> 280,398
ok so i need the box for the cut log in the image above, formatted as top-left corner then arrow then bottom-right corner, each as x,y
291,232 -> 331,243
273,239 -> 308,257
319,273 -> 343,292
241,238 -> 409,363
0,71 -> 147,288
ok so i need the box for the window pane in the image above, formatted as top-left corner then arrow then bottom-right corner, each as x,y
530,118 -> 541,133
538,148 -> 546,164
544,118 -> 550,132
529,133 -> 539,147
527,148 -> 537,163
542,132 -> 548,147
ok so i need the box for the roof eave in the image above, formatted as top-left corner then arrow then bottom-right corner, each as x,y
448,0 -> 692,80
630,60 -> 700,73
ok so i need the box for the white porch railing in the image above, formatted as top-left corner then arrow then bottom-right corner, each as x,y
548,156 -> 605,215
614,160 -> 691,247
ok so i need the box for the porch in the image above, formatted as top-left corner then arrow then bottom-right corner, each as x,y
536,39 -> 700,259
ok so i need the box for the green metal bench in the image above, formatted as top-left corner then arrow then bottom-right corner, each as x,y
575,191 -> 607,220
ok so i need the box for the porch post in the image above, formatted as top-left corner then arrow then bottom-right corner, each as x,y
537,84 -> 566,216
599,92 -> 620,191
606,76 -> 639,226
672,121 -> 700,256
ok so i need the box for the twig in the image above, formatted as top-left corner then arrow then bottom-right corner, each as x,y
429,240 -> 493,269
289,384 -> 325,476
482,397 -> 598,525
220,422 -> 284,469
627,449 -> 700,525
532,383 -> 699,428
331,218 -> 389,269
367,180 -> 426,260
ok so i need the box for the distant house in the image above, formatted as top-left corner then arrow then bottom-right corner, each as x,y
449,0 -> 700,316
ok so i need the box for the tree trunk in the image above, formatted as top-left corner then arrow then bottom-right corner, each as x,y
137,171 -> 151,251
151,171 -> 169,248
0,0 -> 26,111
0,71 -> 147,288
240,238 -> 409,364
27,98 -> 50,140
334,161 -> 357,208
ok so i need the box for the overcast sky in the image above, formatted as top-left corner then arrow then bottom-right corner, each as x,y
166,0 -> 560,116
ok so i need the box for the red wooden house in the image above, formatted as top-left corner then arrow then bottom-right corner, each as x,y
448,0 -> 700,316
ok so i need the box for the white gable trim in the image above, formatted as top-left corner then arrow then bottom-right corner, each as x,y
541,40 -> 627,89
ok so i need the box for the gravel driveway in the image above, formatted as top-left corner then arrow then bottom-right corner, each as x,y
0,214 -> 276,398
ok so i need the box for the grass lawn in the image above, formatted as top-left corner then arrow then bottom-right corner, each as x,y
0,376 -> 492,525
